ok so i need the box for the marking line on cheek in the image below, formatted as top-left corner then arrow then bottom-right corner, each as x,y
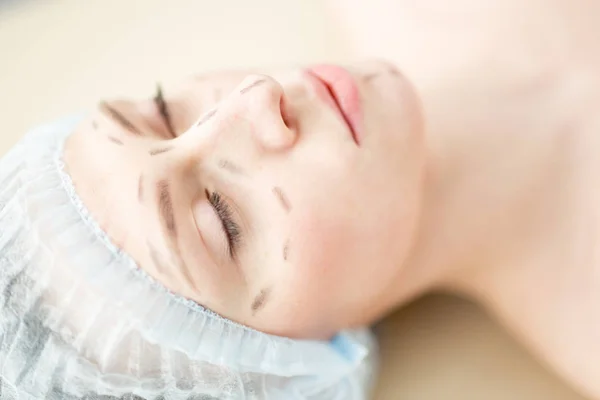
138,175 -> 144,203
149,147 -> 172,156
108,136 -> 124,145
272,187 -> 291,212
240,79 -> 266,94
157,180 -> 177,236
195,109 -> 217,127
218,159 -> 244,175
283,240 -> 290,261
251,288 -> 271,315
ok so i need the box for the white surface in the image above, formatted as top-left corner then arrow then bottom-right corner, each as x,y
0,1 -> 587,398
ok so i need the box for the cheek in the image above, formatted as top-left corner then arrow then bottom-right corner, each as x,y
263,212 -> 354,336
282,208 -> 361,302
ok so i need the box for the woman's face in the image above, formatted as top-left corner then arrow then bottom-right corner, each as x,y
65,60 -> 425,339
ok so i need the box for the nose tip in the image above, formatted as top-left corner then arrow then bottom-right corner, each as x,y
234,74 -> 296,151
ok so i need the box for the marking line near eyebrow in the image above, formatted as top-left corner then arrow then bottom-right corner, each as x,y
195,108 -> 217,127
107,136 -> 124,145
272,187 -> 291,212
251,288 -> 271,314
157,180 -> 176,235
218,159 -> 244,175
138,175 -> 144,203
149,147 -> 172,156
99,101 -> 142,135
240,79 -> 266,94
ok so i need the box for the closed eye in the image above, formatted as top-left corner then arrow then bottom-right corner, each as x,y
205,189 -> 241,258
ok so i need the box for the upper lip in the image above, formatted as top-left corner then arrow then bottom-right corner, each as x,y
303,70 -> 359,146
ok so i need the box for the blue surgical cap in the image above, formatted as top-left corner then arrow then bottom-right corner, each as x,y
0,116 -> 378,399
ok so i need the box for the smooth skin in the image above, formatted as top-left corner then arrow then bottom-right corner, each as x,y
65,61 -> 426,340
328,0 -> 600,398
64,0 -> 600,398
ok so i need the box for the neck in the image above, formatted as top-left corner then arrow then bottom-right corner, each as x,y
388,63 -> 600,306
385,63 -> 600,397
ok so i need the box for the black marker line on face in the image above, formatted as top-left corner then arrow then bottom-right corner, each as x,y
138,175 -> 144,203
272,187 -> 291,212
149,147 -> 173,156
157,180 -> 176,235
108,136 -> 124,145
240,79 -> 266,94
251,288 -> 271,315
99,101 -> 142,135
195,109 -> 217,127
283,240 -> 290,261
364,73 -> 379,82
388,67 -> 401,77
218,159 -> 244,175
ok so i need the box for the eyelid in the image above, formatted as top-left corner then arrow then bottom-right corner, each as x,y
205,189 -> 244,259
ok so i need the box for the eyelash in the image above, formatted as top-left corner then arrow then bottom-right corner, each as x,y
205,189 -> 241,257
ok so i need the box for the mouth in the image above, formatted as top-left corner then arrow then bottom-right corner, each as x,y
304,65 -> 362,146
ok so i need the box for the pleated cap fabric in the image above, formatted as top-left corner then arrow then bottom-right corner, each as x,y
0,116 -> 378,400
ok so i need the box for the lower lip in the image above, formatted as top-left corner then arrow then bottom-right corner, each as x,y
305,65 -> 363,145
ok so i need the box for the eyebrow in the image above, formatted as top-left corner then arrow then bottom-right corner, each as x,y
218,159 -> 244,175
157,180 -> 176,235
251,288 -> 271,314
99,101 -> 142,135
240,79 -> 266,94
272,187 -> 291,212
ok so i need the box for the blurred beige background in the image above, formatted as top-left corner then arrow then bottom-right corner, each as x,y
0,1 -> 588,399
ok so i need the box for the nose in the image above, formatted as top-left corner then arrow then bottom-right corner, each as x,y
157,74 -> 296,175
223,74 -> 296,151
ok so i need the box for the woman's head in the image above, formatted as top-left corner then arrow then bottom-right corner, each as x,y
64,59 -> 426,339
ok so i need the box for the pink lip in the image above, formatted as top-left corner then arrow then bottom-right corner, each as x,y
304,65 -> 362,146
